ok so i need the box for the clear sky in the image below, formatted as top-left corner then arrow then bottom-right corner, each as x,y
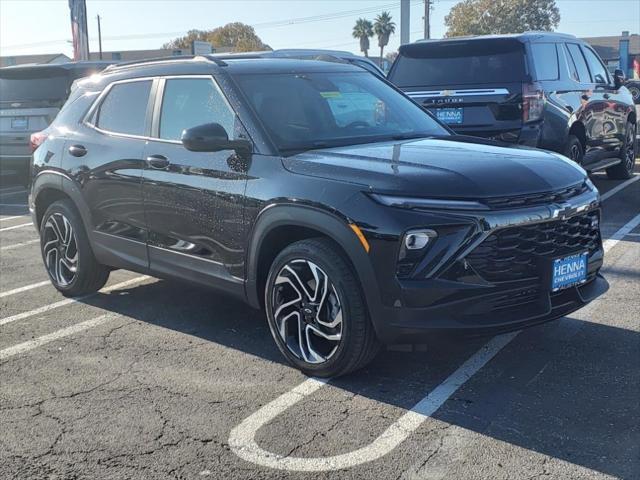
1,0 -> 639,58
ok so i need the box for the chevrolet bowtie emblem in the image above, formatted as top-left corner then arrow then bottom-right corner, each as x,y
442,90 -> 452,96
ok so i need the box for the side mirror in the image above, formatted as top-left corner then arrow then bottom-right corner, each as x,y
614,68 -> 625,89
181,123 -> 251,154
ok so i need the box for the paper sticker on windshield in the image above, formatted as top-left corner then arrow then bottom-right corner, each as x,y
320,91 -> 341,98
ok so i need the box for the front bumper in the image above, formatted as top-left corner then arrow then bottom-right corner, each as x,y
362,186 -> 607,343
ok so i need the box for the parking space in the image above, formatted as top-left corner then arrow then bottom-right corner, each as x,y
1,170 -> 639,479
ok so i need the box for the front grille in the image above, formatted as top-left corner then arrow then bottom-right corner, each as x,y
466,210 -> 601,282
483,182 -> 589,209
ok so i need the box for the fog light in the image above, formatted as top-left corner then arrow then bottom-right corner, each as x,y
404,230 -> 436,250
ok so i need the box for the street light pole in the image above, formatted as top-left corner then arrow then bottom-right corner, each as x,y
96,14 -> 103,60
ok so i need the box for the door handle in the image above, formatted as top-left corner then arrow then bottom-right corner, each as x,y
145,154 -> 170,170
68,144 -> 87,157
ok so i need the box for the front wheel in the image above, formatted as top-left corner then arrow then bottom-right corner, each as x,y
40,199 -> 110,297
606,121 -> 637,180
564,135 -> 584,164
264,238 -> 380,377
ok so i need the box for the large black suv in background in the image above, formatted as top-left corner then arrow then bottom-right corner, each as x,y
31,56 -> 607,376
0,61 -> 112,183
388,32 -> 637,179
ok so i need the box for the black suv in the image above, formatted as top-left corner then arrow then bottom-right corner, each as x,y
0,62 -> 112,183
388,32 -> 637,179
30,56 -> 608,377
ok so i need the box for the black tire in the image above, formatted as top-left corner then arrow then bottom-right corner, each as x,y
40,199 -> 110,297
606,121 -> 637,180
264,238 -> 380,377
564,134 -> 584,164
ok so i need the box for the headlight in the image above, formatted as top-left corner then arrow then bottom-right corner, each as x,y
369,193 -> 489,211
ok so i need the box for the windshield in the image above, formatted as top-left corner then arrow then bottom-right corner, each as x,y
391,41 -> 526,87
234,71 -> 448,153
0,75 -> 70,103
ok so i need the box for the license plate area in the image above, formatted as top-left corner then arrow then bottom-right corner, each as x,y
432,107 -> 464,125
11,117 -> 28,130
551,251 -> 589,292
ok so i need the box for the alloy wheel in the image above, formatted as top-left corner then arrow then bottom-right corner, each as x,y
569,143 -> 582,162
624,125 -> 636,172
43,213 -> 78,287
270,259 -> 343,364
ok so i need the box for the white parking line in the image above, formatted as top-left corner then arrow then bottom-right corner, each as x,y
0,186 -> 25,194
0,222 -> 32,232
229,212 -> 640,472
0,215 -> 26,222
0,314 -> 114,360
0,276 -> 150,327
600,174 -> 639,201
0,190 -> 27,199
0,281 -> 51,299
0,239 -> 40,251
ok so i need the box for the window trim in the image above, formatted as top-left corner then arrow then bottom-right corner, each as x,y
151,74 -> 237,144
84,76 -> 157,140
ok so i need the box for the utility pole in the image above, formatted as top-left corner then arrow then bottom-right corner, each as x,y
400,0 -> 410,45
424,0 -> 431,40
96,14 -> 103,60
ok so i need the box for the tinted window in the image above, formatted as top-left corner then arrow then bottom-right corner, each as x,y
159,78 -> 235,141
582,47 -> 609,84
96,80 -> 151,136
565,43 -> 591,83
530,43 -> 559,80
0,75 -> 69,102
235,71 -> 447,152
390,41 -> 526,87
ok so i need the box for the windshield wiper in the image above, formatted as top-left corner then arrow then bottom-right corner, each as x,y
391,133 -> 433,141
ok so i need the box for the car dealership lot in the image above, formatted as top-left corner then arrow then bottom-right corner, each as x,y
1,171 -> 639,480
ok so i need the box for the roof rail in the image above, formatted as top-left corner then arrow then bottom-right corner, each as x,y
102,55 -> 226,73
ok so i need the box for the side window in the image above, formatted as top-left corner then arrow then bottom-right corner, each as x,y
530,43 -> 559,81
582,47 -> 609,85
565,43 -> 592,83
96,80 -> 151,136
159,78 -> 235,141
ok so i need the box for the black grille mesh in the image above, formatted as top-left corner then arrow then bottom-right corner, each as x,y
483,183 -> 589,209
466,211 -> 600,282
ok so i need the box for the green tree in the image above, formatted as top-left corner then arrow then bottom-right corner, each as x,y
352,18 -> 374,57
373,12 -> 396,65
163,23 -> 271,52
444,0 -> 560,37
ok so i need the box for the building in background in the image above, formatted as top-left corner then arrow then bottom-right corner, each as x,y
583,31 -> 640,79
1,53 -> 72,67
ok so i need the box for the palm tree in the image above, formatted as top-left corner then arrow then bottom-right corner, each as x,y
373,11 -> 396,67
352,18 -> 374,57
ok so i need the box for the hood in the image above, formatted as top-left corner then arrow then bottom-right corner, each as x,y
282,137 -> 587,199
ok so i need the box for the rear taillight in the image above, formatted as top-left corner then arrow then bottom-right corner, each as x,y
29,131 -> 48,153
522,83 -> 544,123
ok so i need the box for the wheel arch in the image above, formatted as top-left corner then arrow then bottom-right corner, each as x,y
245,204 -> 382,326
568,120 -> 587,151
32,171 -> 92,232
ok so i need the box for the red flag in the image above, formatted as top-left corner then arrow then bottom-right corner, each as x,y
69,0 -> 89,61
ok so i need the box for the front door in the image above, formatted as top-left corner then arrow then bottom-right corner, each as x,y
142,76 -> 249,296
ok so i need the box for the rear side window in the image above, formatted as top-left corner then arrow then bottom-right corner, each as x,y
158,78 -> 235,141
530,43 -> 559,80
565,43 -> 591,83
582,47 -> 609,84
390,40 -> 526,87
96,80 -> 151,136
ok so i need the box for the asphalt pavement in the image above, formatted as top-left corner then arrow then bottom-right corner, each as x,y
0,168 -> 638,480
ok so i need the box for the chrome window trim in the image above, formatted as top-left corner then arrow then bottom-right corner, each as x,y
406,88 -> 510,99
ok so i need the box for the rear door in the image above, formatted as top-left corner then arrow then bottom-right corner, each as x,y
389,39 -> 526,140
142,75 -> 249,294
68,78 -> 154,270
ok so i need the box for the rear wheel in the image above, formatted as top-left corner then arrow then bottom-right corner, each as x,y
606,121 -> 637,180
264,238 -> 380,377
40,199 -> 110,297
564,135 -> 584,164
628,85 -> 640,104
